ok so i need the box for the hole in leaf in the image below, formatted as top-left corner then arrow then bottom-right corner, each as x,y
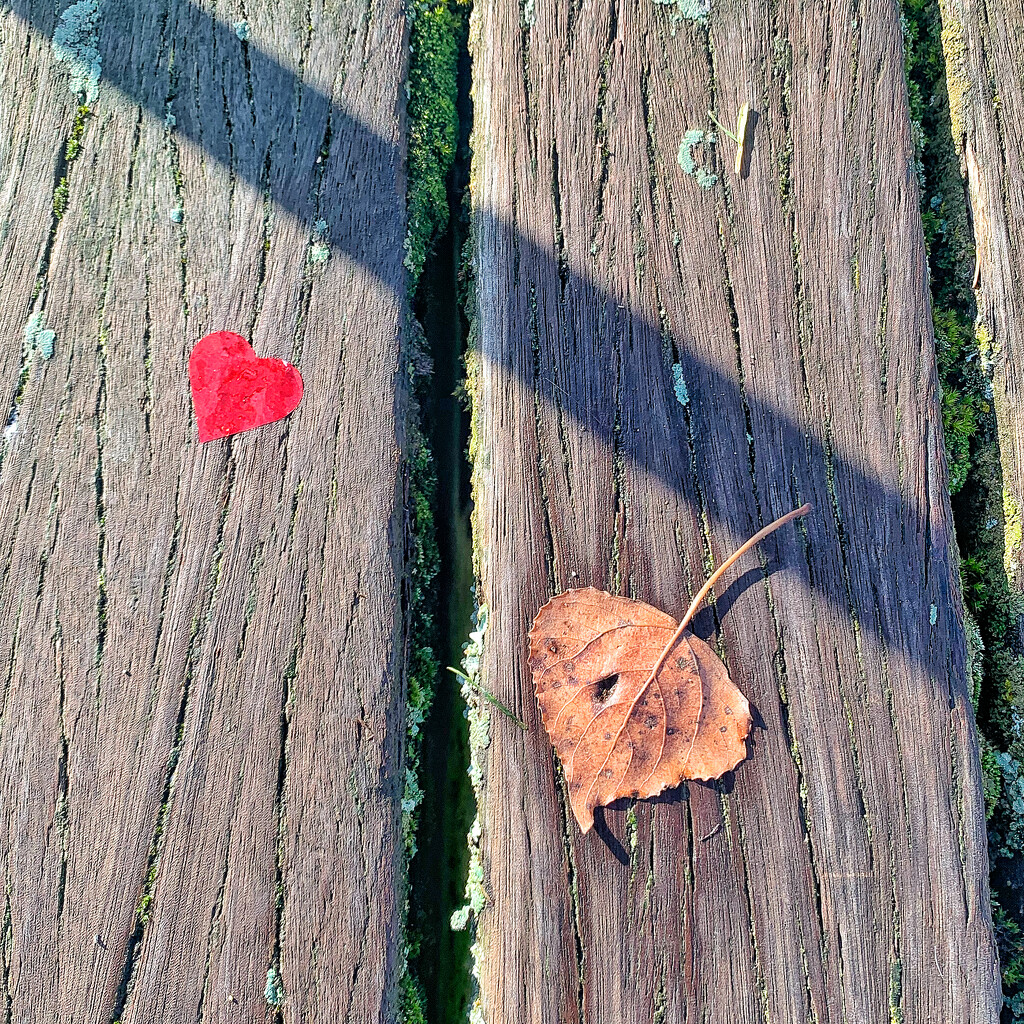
594,674 -> 618,703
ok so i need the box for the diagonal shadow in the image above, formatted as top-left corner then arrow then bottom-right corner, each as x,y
9,0 -> 402,280
6,0 -> 958,686
486,209 -> 953,683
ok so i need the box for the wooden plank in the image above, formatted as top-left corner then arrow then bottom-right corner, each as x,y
468,0 -> 1001,1020
0,1 -> 408,1020
940,0 -> 1024,630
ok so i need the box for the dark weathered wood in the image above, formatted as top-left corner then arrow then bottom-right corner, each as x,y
941,0 -> 1024,625
469,0 -> 1000,1020
0,2 -> 408,1020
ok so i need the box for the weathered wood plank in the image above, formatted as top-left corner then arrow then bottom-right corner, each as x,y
469,0 -> 1000,1020
940,0 -> 1024,630
0,1 -> 408,1020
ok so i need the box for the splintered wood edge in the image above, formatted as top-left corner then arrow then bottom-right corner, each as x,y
735,102 -> 752,176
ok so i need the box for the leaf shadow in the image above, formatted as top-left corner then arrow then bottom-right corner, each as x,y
592,807 -> 630,864
592,707 -> 772,859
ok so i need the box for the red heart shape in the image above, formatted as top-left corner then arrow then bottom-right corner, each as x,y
189,331 -> 303,442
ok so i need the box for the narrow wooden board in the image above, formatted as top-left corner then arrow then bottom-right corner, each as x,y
0,1 -> 408,1020
469,1 -> 1001,1020
941,0 -> 1024,628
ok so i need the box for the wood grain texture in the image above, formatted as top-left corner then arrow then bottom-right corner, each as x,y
0,1 -> 408,1020
941,0 -> 1024,628
469,0 -> 1000,1020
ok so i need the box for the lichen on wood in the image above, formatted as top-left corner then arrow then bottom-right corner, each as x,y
52,0 -> 103,102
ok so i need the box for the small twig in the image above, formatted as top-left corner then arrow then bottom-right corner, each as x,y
699,822 -> 722,842
541,376 -> 570,398
706,109 -> 739,143
352,716 -> 376,741
448,667 -> 528,730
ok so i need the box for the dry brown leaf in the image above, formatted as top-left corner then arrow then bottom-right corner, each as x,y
528,505 -> 810,833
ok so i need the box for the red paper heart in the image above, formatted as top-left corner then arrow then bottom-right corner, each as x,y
189,331 -> 303,442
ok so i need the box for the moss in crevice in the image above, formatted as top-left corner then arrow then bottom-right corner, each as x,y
904,1 -> 1024,1014
448,330 -> 490,1024
52,178 -> 70,220
399,342 -> 441,1024
903,0 -> 984,495
399,1 -> 471,1019
405,0 -> 469,282
404,412 -> 440,859
65,104 -> 90,162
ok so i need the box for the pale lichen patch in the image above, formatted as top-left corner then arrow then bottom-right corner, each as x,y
653,0 -> 711,28
450,603 -> 490,932
672,362 -> 690,407
23,312 -> 56,360
264,965 -> 284,1007
308,219 -> 330,265
53,0 -> 103,103
678,129 -> 718,189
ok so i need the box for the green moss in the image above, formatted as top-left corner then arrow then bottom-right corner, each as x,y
449,604 -> 490,931
955,445 -> 1024,748
404,431 -> 439,858
772,37 -> 794,209
66,104 -> 90,162
135,862 -> 158,924
953,433 -> 1024,1015
982,745 -> 1002,819
398,417 -> 439,1021
53,178 -> 70,221
889,958 -> 903,1024
1005,489 -> 1022,587
996,895 -> 1024,1005
405,0 -> 468,284
902,13 -> 1024,1011
399,0 -> 469,993
903,2 -> 984,495
449,341 -> 491,939
398,971 -> 427,1024
966,608 -> 985,710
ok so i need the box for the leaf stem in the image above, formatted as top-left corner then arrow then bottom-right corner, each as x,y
648,503 -> 812,682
